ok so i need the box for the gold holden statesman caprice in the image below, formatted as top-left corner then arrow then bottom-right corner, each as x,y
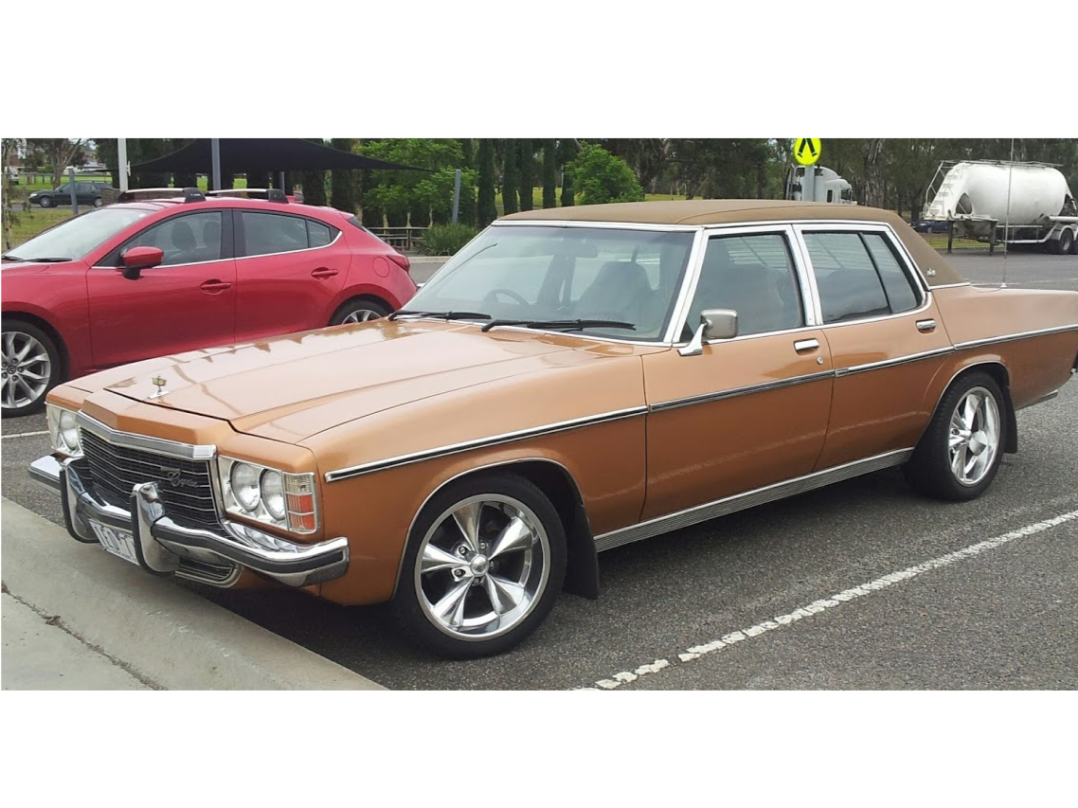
30,200 -> 1078,657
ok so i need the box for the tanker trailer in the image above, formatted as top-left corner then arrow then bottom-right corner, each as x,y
923,161 -> 1078,254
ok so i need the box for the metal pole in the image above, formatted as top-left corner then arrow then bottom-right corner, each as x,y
117,138 -> 128,192
68,167 -> 78,215
279,171 -> 286,191
451,168 -> 461,224
211,138 -> 222,191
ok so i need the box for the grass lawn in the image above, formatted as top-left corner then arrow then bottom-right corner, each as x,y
5,207 -> 74,249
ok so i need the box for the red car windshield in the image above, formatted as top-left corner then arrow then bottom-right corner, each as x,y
3,207 -> 152,262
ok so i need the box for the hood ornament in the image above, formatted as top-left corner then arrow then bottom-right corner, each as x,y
149,375 -> 169,399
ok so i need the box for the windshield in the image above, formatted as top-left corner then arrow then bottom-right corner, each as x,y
2,207 -> 151,262
410,225 -> 695,340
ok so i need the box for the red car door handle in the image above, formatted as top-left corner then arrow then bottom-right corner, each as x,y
200,280 -> 233,294
311,267 -> 339,280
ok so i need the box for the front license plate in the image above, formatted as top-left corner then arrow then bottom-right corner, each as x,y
89,521 -> 139,567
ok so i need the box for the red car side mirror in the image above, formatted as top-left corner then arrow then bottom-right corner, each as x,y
120,246 -> 164,279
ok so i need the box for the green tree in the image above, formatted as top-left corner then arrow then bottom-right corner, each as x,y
501,139 -> 519,215
298,138 -> 328,206
329,138 -> 357,213
25,139 -> 85,188
518,139 -> 534,211
361,139 -> 475,227
566,143 -> 645,205
559,139 -> 577,207
542,139 -> 557,208
477,139 -> 498,227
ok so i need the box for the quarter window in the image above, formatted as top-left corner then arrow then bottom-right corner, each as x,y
124,212 -> 224,266
241,212 -> 338,256
804,231 -> 920,323
686,234 -> 804,338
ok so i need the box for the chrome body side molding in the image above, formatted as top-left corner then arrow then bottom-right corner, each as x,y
650,369 -> 835,413
954,324 -> 1078,352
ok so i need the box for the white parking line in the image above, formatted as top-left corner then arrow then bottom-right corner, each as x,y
585,508 -> 1078,690
1,431 -> 49,440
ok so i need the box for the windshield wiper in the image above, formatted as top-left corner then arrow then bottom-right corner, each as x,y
388,310 -> 492,322
481,319 -> 636,333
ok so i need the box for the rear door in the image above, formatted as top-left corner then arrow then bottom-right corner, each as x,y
233,209 -> 348,341
87,209 -> 237,367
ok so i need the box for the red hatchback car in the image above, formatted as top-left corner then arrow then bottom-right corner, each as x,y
1,189 -> 418,416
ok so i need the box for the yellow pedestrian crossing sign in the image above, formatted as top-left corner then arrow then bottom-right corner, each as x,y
794,138 -> 821,166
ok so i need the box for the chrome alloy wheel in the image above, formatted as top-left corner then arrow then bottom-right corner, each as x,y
340,308 -> 382,324
415,494 -> 551,642
1,330 -> 52,411
948,386 -> 1000,486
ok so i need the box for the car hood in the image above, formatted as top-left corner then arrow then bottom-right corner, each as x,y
0,260 -> 52,273
100,320 -> 657,441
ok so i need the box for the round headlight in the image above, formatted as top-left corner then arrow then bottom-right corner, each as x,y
230,462 -> 261,512
59,409 -> 80,453
260,469 -> 286,521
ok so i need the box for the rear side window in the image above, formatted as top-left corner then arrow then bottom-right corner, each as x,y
804,231 -> 919,323
241,212 -> 339,257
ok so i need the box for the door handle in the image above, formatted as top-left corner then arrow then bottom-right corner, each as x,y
794,339 -> 820,352
200,280 -> 233,294
917,319 -> 937,332
311,267 -> 339,279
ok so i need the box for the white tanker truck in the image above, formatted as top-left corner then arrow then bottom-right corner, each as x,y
923,161 -> 1078,255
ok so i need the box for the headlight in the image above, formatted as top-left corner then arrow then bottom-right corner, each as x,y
46,405 -> 83,457
218,457 -> 318,535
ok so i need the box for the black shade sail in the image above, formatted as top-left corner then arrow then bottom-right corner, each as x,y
127,138 -> 427,176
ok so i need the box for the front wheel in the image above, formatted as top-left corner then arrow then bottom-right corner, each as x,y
38,195 -> 53,208
2,321 -> 62,417
392,473 -> 567,658
329,298 -> 389,326
903,372 -> 1006,501
1053,228 -> 1074,256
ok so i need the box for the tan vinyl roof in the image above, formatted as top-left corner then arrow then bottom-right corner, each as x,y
499,200 -> 964,286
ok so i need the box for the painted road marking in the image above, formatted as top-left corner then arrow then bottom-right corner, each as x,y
585,508 -> 1078,690
1,431 -> 49,440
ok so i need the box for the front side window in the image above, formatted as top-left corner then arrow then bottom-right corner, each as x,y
686,233 -> 804,338
124,212 -> 224,266
804,231 -> 920,323
410,225 -> 695,340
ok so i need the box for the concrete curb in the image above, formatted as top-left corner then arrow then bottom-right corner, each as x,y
0,498 -> 383,690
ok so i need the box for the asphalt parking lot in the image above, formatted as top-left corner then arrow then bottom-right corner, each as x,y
2,250 -> 1076,690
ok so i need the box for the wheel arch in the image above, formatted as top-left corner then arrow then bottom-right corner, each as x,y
1,310 -> 70,380
393,457 -> 600,601
930,361 -> 1017,453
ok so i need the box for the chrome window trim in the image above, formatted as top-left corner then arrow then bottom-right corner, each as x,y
91,257 -> 233,271
650,368 -> 836,413
75,412 -> 217,460
392,456 -> 586,598
953,323 -> 1078,351
594,448 -> 914,553
836,346 -> 957,377
325,406 -> 648,482
926,282 -> 972,290
490,220 -> 702,232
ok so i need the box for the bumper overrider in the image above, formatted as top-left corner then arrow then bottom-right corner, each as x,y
29,454 -> 349,588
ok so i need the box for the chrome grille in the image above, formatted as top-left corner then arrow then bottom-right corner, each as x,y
80,430 -> 220,529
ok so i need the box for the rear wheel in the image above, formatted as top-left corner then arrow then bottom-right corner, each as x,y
1,321 -> 62,417
903,372 -> 1006,501
392,473 -> 567,658
329,298 -> 389,326
1054,228 -> 1074,256
92,196 -> 104,208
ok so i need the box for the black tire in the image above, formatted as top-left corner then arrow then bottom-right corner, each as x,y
1054,229 -> 1074,256
1,319 -> 63,417
392,472 -> 567,659
92,197 -> 103,208
329,298 -> 390,326
38,195 -> 53,208
903,371 -> 1007,501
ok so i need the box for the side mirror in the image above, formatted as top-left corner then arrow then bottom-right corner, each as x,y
120,246 -> 164,279
679,309 -> 738,357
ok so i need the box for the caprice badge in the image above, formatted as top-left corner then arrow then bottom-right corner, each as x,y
160,466 -> 199,488
149,375 -> 169,399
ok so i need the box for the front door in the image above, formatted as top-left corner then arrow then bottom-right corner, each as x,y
87,210 -> 236,368
796,227 -> 954,470
641,229 -> 834,522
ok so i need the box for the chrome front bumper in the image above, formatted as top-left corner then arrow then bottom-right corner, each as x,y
29,455 -> 349,588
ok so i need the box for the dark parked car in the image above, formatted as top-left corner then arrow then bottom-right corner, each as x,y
911,218 -> 951,234
28,181 -> 108,208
